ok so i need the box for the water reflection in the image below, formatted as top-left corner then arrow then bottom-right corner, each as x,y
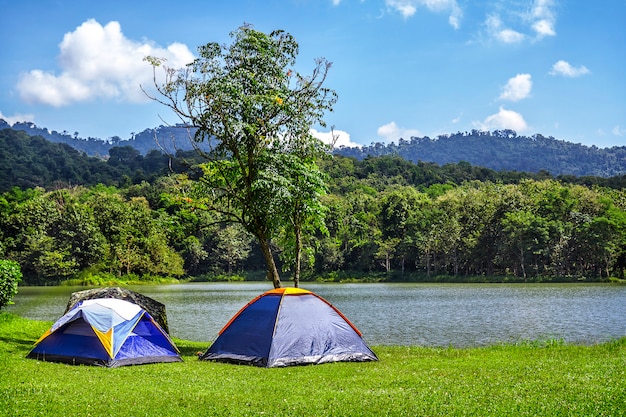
7,282 -> 626,347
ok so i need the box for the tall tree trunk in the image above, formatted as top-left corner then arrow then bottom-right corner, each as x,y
519,246 -> 527,282
258,237 -> 282,288
293,222 -> 302,288
385,252 -> 391,272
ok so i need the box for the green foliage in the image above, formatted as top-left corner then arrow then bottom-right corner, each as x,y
0,129 -> 173,193
1,142 -> 626,284
0,186 -> 186,285
191,273 -> 246,282
0,260 -> 21,309
1,314 -> 625,417
338,130 -> 626,178
146,25 -> 336,288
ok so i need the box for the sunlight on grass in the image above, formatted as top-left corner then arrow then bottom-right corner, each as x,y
1,313 -> 625,416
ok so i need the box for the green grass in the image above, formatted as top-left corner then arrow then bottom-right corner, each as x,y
1,313 -> 625,417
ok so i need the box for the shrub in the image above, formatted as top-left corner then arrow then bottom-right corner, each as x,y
0,260 -> 22,309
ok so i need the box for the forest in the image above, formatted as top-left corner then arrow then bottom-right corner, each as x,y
336,129 -> 626,177
1,128 -> 626,285
3,128 -> 626,194
4,119 -> 626,178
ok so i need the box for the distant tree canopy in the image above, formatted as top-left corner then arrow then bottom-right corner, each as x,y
3,125 -> 626,285
2,128 -> 626,195
336,130 -> 626,178
0,119 -> 201,157
0,129 -> 187,193
4,119 -> 626,178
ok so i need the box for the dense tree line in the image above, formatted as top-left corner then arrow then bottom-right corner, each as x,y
321,155 -> 626,193
1,155 -> 625,285
2,127 -> 625,284
337,129 -> 626,178
0,129 -> 200,193
5,119 -> 626,178
1,119 -> 204,157
316,178 -> 626,281
4,128 -> 626,196
0,184 -> 183,284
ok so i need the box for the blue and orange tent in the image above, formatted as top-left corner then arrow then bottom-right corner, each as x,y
200,287 -> 378,367
27,298 -> 182,367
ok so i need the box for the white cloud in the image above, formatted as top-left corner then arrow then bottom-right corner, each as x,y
377,121 -> 421,143
0,111 -> 35,125
385,0 -> 462,28
530,0 -> 556,39
386,0 -> 417,18
499,74 -> 532,101
483,1 -> 557,44
311,128 -> 361,148
16,19 -> 195,107
532,19 -> 555,38
549,60 -> 590,77
474,107 -> 528,132
612,125 -> 626,136
485,15 -> 525,44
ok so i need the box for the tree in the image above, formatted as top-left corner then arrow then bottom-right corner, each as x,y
380,186 -> 427,274
6,191 -> 85,283
0,259 -> 22,309
275,153 -> 329,287
146,25 -> 336,288
213,224 -> 253,274
501,210 -> 550,281
87,192 -> 184,278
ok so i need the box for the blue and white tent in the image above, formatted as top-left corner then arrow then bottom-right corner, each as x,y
27,298 -> 181,367
200,288 -> 377,367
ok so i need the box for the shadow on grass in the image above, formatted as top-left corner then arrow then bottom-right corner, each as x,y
172,339 -> 210,358
0,335 -> 36,355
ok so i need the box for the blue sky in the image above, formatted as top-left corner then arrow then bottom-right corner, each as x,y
1,0 -> 624,148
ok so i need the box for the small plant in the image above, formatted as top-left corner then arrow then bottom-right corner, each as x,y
0,260 -> 22,310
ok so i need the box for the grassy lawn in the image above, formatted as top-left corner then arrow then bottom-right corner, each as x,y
1,312 -> 624,416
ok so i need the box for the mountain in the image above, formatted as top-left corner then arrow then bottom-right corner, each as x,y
2,127 -> 626,193
0,119 -> 202,157
0,128 -> 179,192
3,119 -> 625,177
335,130 -> 626,178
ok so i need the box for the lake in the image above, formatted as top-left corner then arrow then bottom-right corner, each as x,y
6,282 -> 626,347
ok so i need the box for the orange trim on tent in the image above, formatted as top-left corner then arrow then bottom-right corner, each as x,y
217,292 -> 267,335
265,288 -> 311,295
217,287 -> 362,337
217,288 -> 311,335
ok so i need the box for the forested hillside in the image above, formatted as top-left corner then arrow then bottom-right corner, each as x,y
0,120 -> 112,156
336,129 -> 626,177
0,129 -> 193,192
1,131 -> 626,285
0,119 -> 203,157
4,119 -> 626,177
4,128 -> 626,194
